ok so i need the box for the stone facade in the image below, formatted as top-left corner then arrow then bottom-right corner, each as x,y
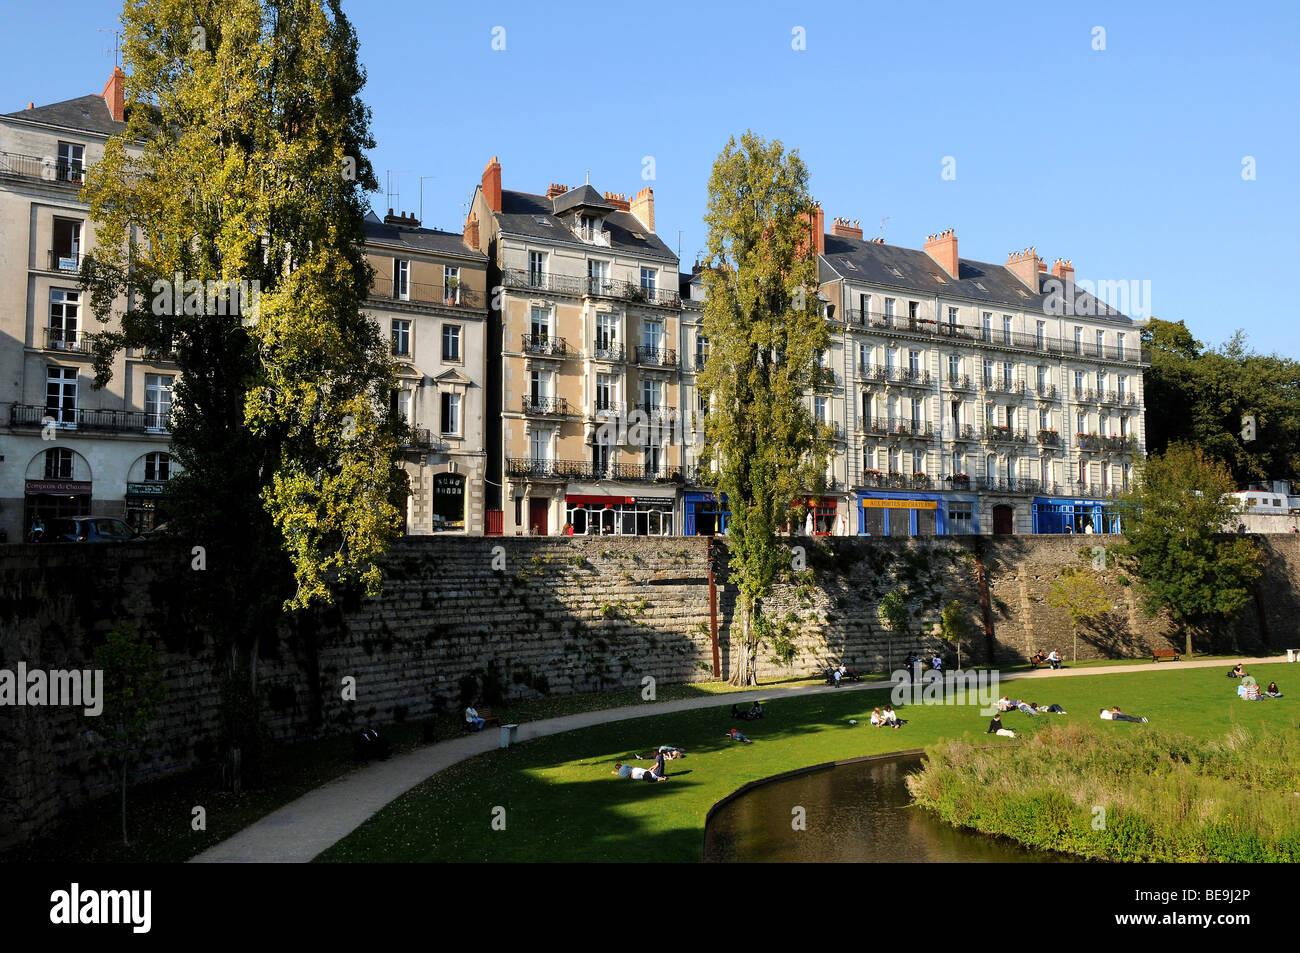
2,533 -> 1297,848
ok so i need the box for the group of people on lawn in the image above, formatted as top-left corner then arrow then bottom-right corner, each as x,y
1228,663 -> 1283,700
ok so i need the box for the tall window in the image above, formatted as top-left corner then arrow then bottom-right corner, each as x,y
908,350 -> 920,376
528,250 -> 547,287
144,374 -> 173,432
144,451 -> 172,482
1117,332 -> 1126,359
440,392 -> 461,435
1002,314 -> 1012,344
530,428 -> 551,462
982,359 -> 994,387
1096,370 -> 1105,393
44,447 -> 73,479
1073,326 -> 1082,354
1036,366 -> 1048,392
1095,329 -> 1105,354
641,378 -> 663,412
1002,362 -> 1013,388
596,313 -> 618,354
1074,370 -> 1085,394
392,387 -> 411,423
394,259 -> 410,301
1076,411 -> 1086,434
641,319 -> 663,352
883,298 -> 895,323
1036,320 -> 1046,349
587,258 -> 610,294
391,319 -> 411,356
982,312 -> 992,342
442,324 -> 462,362
695,333 -> 709,369
529,369 -> 553,403
948,355 -> 960,381
48,289 -> 81,349
1117,375 -> 1128,399
1039,407 -> 1050,430
46,367 -> 77,426
57,141 -> 85,183
595,373 -> 614,412
910,396 -> 922,423
443,266 -> 460,304
814,395 -> 828,424
530,307 -> 550,340
640,268 -> 657,293
947,306 -> 958,328
51,218 -> 81,270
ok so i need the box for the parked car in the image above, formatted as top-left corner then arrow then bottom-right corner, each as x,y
39,517 -> 144,543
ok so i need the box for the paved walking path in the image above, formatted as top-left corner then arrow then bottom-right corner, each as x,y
190,654 -> 1287,863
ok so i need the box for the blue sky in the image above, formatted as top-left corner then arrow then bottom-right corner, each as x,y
4,0 -> 1297,357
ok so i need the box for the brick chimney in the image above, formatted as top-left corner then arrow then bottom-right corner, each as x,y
603,191 -> 631,211
545,182 -> 568,199
383,209 -> 421,227
923,228 -> 959,278
1051,258 -> 1075,283
482,156 -> 502,213
102,66 -> 126,122
799,203 -> 826,258
1005,247 -> 1042,290
829,217 -> 863,240
463,212 -> 480,250
630,187 -> 655,233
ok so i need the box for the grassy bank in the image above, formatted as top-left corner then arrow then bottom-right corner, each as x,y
907,721 -> 1300,862
319,664 -> 1296,862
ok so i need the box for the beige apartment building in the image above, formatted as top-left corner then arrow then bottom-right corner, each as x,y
0,69 -> 179,541
468,157 -> 687,536
363,210 -> 489,534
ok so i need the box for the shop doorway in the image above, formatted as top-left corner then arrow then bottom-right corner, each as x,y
528,497 -> 549,536
992,504 -> 1014,535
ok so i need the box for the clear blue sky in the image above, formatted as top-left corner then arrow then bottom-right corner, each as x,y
4,0 -> 1297,357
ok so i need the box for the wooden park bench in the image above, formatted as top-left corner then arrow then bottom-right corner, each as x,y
1152,648 -> 1181,663
462,707 -> 502,732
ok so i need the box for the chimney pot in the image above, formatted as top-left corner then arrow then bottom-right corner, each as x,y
923,228 -> 959,278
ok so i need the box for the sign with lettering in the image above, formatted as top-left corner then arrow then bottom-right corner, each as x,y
25,480 -> 91,495
859,498 -> 938,510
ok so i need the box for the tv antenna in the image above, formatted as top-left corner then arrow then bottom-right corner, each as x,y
877,215 -> 890,240
99,28 -> 123,67
385,169 -> 410,213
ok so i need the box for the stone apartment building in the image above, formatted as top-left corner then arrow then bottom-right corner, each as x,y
0,69 -> 178,542
810,211 -> 1148,536
468,157 -> 688,536
363,210 -> 489,534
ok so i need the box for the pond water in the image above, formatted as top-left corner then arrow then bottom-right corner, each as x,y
703,754 -> 1074,863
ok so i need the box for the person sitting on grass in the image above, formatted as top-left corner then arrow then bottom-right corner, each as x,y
731,701 -> 763,721
986,713 -> 1016,738
882,704 -> 903,726
869,707 -> 897,728
612,762 -> 668,782
997,695 -> 1015,712
1238,681 -> 1267,701
1265,681 -> 1283,698
465,706 -> 485,731
1228,663 -> 1245,679
726,727 -> 753,744
1099,706 -> 1148,723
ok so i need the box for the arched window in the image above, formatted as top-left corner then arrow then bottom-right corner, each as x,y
144,452 -> 173,482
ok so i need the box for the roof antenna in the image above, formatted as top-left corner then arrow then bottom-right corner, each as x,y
99,28 -> 123,68
877,215 -> 890,240
585,169 -> 590,185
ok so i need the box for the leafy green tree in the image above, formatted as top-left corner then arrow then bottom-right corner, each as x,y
82,0 -> 404,787
697,132 -> 829,685
877,589 -> 909,673
1114,443 -> 1263,655
939,600 -> 973,669
93,626 -> 165,846
1046,567 -> 1113,663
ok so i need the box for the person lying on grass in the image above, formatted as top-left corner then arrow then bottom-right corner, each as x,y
628,746 -> 686,761
612,763 -> 669,781
726,728 -> 752,744
986,713 -> 1016,737
1099,706 -> 1148,723
1026,702 -> 1067,714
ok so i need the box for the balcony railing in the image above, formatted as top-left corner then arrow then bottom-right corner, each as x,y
592,342 -> 625,362
521,395 -> 571,416
405,428 -> 450,452
863,416 -> 933,438
501,269 -> 681,308
1036,429 -> 1061,447
1033,385 -> 1058,400
47,250 -> 81,272
982,378 -> 1027,396
983,426 -> 1028,445
505,457 -> 682,483
43,327 -> 95,354
860,365 -> 931,387
978,478 -> 1043,494
9,403 -> 167,434
945,374 -> 974,391
949,423 -> 979,441
634,403 -> 679,425
0,151 -> 85,185
369,275 -> 483,310
635,345 -> 678,368
522,333 -> 568,357
590,400 -> 627,421
842,307 -> 1149,365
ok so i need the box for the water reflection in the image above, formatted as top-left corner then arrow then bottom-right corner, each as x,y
704,755 -> 1072,863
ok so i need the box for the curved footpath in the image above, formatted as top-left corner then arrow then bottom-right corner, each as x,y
190,654 -> 1286,863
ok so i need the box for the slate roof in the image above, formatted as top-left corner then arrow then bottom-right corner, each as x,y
820,234 -> 1133,323
1,94 -> 127,137
551,184 -> 613,216
496,189 -> 677,262
363,212 -> 485,260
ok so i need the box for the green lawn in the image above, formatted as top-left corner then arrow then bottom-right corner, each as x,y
317,663 -> 1297,863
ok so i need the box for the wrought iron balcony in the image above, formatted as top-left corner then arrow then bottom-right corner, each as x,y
590,400 -> 627,421
860,365 -> 930,387
634,403 -> 679,425
591,341 -> 625,362
1076,433 -> 1101,451
500,269 -> 681,308
369,275 -> 483,310
948,423 -> 979,441
1036,429 -> 1061,447
635,345 -> 678,368
945,374 -> 974,391
505,457 -> 682,483
405,428 -> 450,451
522,333 -> 568,357
0,151 -> 85,185
983,426 -> 1028,445
864,416 -> 933,438
982,378 -> 1026,396
43,327 -> 94,354
978,478 -> 1042,494
1033,384 -> 1058,400
8,403 -> 166,434
521,395 -> 571,416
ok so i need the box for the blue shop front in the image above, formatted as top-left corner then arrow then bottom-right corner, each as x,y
856,490 -> 980,536
684,491 -> 730,536
1031,496 -> 1125,535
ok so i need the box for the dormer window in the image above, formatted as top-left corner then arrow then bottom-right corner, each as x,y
577,214 -> 602,242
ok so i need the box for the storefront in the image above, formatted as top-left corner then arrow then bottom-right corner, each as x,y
24,479 -> 91,534
1032,497 -> 1124,535
684,491 -> 729,536
124,481 -> 169,533
798,496 -> 840,535
564,494 -> 675,536
431,472 -> 466,531
856,491 -> 980,536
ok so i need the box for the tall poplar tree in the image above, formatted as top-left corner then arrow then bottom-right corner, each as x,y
82,0 -> 403,785
697,132 -> 830,685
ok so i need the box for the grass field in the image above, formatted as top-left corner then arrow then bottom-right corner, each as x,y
317,663 -> 1298,863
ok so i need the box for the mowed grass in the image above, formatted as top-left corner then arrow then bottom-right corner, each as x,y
317,663 -> 1298,863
